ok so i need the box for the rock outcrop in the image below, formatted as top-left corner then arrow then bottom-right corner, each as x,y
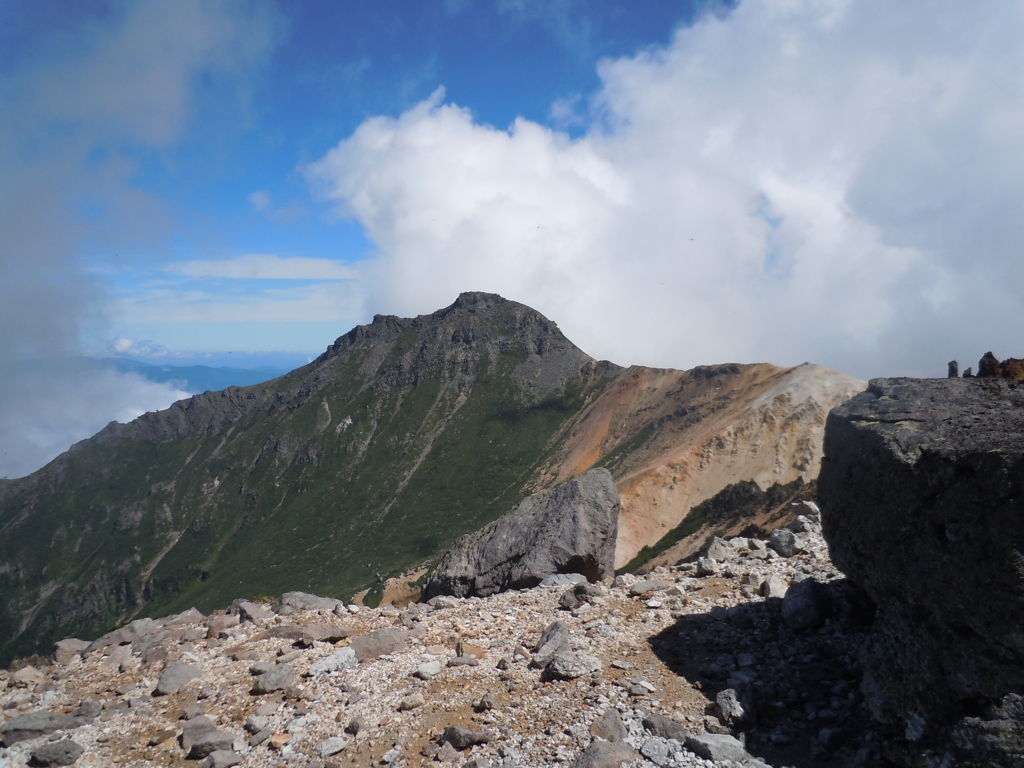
819,376 -> 1024,766
423,468 -> 619,599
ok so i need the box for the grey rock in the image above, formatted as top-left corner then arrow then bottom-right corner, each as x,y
629,579 -> 673,596
205,614 -> 239,638
1,711 -> 80,745
251,663 -> 296,694
540,573 -> 588,587
530,620 -> 570,668
684,733 -> 749,762
28,739 -> 84,766
760,573 -> 788,599
820,377 -> 1024,765
705,537 -> 733,563
244,715 -> 269,734
642,712 -> 688,742
415,661 -> 443,680
423,468 -> 620,599
570,740 -> 639,768
248,728 -> 271,747
181,717 -> 235,759
640,738 -> 671,766
308,647 -> 358,675
714,687 -> 754,728
163,607 -> 205,626
695,557 -> 718,577
349,627 -> 406,661
439,725 -> 491,749
53,639 -> 90,665
559,582 -> 604,610
248,661 -> 275,676
781,577 -> 825,631
154,660 -> 201,695
768,528 -> 798,557
316,736 -> 349,757
235,601 -> 274,624
427,595 -> 461,609
72,701 -> 101,720
590,707 -> 627,742
397,693 -> 425,711
544,652 -> 602,680
202,751 -> 242,768
274,591 -> 343,614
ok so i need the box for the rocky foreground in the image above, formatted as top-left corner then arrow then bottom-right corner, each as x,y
0,509 -> 876,768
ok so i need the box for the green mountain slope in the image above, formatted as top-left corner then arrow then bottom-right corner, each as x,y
0,293 -> 621,664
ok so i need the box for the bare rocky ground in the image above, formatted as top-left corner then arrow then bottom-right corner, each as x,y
0,507 -> 878,768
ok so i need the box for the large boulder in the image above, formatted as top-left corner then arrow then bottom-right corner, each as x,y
422,468 -> 620,599
819,377 -> 1024,766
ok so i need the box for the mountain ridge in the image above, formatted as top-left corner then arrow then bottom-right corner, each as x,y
0,293 -> 862,665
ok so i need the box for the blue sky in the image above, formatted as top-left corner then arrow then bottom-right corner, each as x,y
3,0 -> 1024,476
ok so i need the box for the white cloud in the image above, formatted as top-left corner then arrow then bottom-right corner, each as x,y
249,190 -> 272,212
307,0 -> 1024,379
163,254 -> 357,280
0,363 -> 188,479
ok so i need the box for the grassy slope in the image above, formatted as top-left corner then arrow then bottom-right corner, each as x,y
0,297 -> 603,664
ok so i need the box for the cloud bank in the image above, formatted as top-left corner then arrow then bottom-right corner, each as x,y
0,0 -> 276,478
308,0 -> 1024,379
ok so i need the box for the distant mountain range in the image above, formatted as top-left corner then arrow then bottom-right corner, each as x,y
0,293 -> 863,664
94,358 -> 290,394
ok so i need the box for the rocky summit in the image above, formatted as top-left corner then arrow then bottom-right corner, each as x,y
819,376 -> 1024,767
0,293 -> 862,665
0,507 -> 881,768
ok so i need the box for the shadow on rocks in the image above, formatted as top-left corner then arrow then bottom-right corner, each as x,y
648,578 -> 882,768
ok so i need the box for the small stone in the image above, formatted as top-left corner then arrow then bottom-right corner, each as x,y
347,604 -> 360,614
309,648 -> 358,675
439,725 -> 492,749
642,712 -> 687,741
544,652 -> 602,680
397,693 -> 425,711
570,740 -> 639,768
344,717 -> 363,735
446,656 -> 479,667
684,733 -> 749,762
768,529 -> 799,557
349,628 -> 406,661
28,740 -> 84,767
245,715 -> 269,734
761,573 -> 788,598
202,751 -> 242,768
248,728 -> 271,747
695,558 -> 718,577
381,746 -> 401,763
154,661 -> 201,696
0,711 -> 79,745
148,729 -> 177,746
252,664 -> 296,694
416,661 -> 442,680
474,692 -> 498,712
590,707 -> 627,742
530,620 -> 570,668
268,732 -> 292,750
316,736 -> 349,757
641,738 -> 671,765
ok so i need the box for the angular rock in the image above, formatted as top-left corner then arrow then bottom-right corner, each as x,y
202,751 -> 242,768
251,663 -> 296,694
768,528 -> 798,557
629,579 -> 672,596
641,738 -> 670,766
316,736 -> 349,757
530,620 -> 570,668
13,666 -> 44,687
761,573 -> 788,599
540,573 -> 588,587
423,468 -> 620,599
570,740 -> 639,768
544,652 -> 602,680
781,577 -> 825,631
28,739 -> 84,766
559,583 -> 604,610
684,733 -> 748,762
714,687 -> 754,729
820,376 -> 1024,765
181,717 -> 234,759
349,628 -> 406,661
235,601 -> 274,624
415,661 -> 443,680
53,639 -> 90,665
154,660 -> 201,696
274,591 -> 344,614
642,712 -> 688,742
397,693 -> 425,711
590,708 -> 627,742
1,711 -> 79,745
439,725 -> 491,749
308,648 -> 358,675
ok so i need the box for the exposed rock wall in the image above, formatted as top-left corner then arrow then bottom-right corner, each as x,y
819,377 -> 1024,766
422,468 -> 619,599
